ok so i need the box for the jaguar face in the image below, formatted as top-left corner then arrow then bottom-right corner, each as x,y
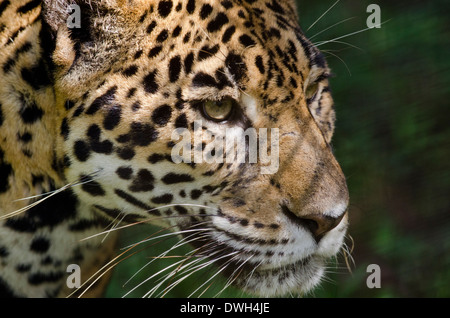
47,0 -> 349,296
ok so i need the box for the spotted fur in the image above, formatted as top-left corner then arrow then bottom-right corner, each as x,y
0,0 -> 349,297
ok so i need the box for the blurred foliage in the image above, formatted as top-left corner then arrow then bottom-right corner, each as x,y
300,0 -> 450,297
106,0 -> 450,297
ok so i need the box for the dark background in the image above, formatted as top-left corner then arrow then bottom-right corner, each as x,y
105,0 -> 450,297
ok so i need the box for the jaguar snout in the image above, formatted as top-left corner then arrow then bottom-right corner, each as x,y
281,204 -> 347,242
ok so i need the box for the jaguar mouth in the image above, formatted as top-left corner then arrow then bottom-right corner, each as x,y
183,228 -> 326,297
235,256 -> 325,297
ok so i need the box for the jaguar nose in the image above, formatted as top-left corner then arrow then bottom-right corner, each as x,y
299,213 -> 346,241
281,205 -> 347,242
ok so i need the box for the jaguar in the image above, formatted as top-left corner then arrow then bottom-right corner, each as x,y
0,0 -> 349,297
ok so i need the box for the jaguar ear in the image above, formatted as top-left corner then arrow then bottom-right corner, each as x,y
42,0 -> 127,79
41,0 -> 96,73
42,0 -> 126,36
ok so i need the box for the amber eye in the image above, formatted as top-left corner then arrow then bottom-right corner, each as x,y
305,82 -> 320,102
201,98 -> 234,122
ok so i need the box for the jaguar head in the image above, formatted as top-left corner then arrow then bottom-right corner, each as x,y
44,0 -> 349,296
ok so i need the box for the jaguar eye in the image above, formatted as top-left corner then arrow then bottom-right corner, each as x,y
201,98 -> 235,122
305,82 -> 320,102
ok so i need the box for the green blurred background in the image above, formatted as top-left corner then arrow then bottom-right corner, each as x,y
105,0 -> 450,298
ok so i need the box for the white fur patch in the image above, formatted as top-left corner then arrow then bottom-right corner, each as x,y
240,93 -> 259,123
